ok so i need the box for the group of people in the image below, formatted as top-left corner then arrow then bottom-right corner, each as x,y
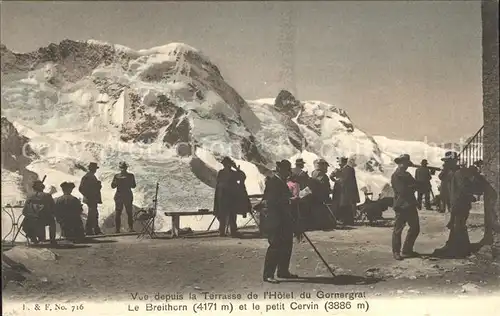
213,155 -> 359,283
258,151 -> 484,283
289,157 -> 360,227
21,149 -> 483,272
21,161 -> 137,244
213,155 -> 361,239
391,151 -> 485,260
259,157 -> 359,283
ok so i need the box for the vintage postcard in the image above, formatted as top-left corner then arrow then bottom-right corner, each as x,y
1,1 -> 499,315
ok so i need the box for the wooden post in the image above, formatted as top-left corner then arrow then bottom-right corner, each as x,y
481,0 -> 500,260
171,215 -> 180,238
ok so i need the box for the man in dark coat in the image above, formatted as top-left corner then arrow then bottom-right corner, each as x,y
111,161 -> 137,233
330,157 -> 360,225
391,154 -> 420,260
54,182 -> 85,242
434,152 -> 480,258
213,157 -> 248,237
22,180 -> 57,245
79,162 -> 103,235
438,152 -> 459,213
308,158 -> 336,229
263,160 -> 298,284
309,158 -> 331,203
415,159 -> 433,210
291,158 -> 309,190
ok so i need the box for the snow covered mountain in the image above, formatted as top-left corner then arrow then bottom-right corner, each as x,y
1,40 -> 447,235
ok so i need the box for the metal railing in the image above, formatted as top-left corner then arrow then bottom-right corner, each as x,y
458,125 -> 484,167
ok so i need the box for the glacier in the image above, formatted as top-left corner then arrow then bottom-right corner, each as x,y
1,39 -> 447,239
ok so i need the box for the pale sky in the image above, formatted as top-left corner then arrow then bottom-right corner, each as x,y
1,1 -> 483,143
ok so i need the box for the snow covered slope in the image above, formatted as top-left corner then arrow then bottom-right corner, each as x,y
1,40 -> 448,234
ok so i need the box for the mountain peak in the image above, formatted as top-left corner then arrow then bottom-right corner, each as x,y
274,89 -> 299,108
272,89 -> 301,119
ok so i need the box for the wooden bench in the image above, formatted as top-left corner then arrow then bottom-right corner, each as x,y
163,195 -> 264,238
164,211 -> 213,238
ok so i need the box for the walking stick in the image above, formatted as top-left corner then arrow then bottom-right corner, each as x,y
323,202 -> 338,226
207,216 -> 217,231
289,201 -> 336,278
299,230 -> 336,278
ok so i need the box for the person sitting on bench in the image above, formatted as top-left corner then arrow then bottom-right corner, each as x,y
22,180 -> 57,245
54,182 -> 85,243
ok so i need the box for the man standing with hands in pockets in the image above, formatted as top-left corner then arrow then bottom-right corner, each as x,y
79,162 -> 103,236
391,154 -> 420,261
111,161 -> 137,233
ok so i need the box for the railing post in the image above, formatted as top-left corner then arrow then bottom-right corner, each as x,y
458,126 -> 484,166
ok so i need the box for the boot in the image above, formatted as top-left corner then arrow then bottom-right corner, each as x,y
393,252 -> 403,261
402,250 -> 419,258
263,277 -> 280,284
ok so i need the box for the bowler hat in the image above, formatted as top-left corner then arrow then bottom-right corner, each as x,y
32,180 -> 45,190
119,161 -> 128,169
394,154 -> 414,165
220,156 -> 234,166
337,157 -> 348,163
473,159 -> 483,167
88,162 -> 99,170
276,159 -> 292,170
60,182 -> 75,190
295,158 -> 305,165
314,158 -> 329,166
441,151 -> 459,161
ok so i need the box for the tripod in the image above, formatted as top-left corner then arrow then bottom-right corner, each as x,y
152,182 -> 159,236
137,182 -> 159,239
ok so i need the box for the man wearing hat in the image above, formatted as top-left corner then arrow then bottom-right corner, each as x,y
54,182 -> 85,242
415,159 -> 433,210
22,180 -> 57,245
79,162 -> 103,235
213,157 -> 247,237
111,162 -> 137,233
291,158 -> 309,190
330,157 -> 360,225
438,151 -> 460,213
391,154 -> 420,260
310,158 -> 331,203
262,159 -> 298,283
